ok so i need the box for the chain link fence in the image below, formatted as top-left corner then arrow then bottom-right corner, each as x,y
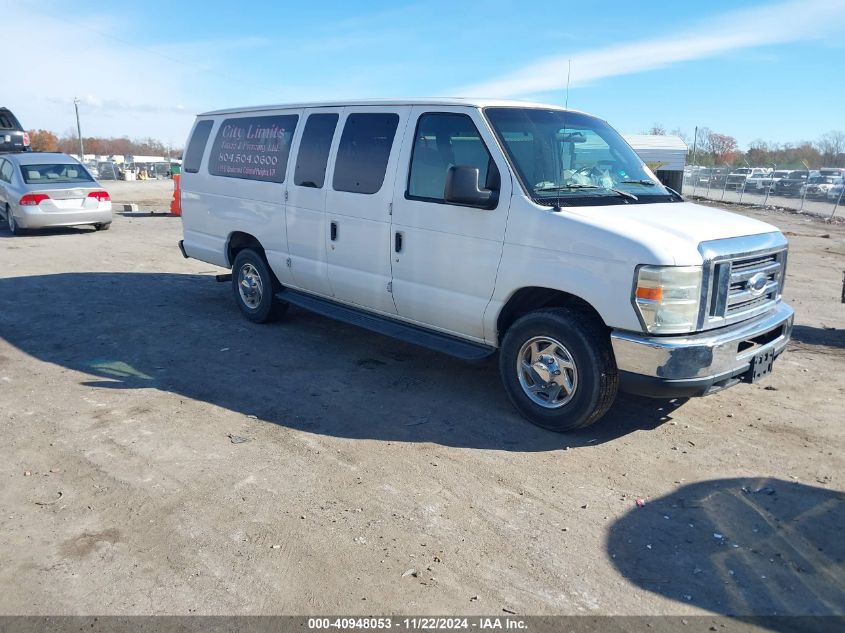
682,165 -> 845,219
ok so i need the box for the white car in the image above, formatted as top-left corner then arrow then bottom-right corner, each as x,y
0,152 -> 112,235
737,168 -> 773,191
826,181 -> 844,201
178,98 -> 793,431
801,175 -> 840,198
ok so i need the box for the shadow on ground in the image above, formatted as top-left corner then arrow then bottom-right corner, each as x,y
791,325 -> 845,351
608,478 -> 845,621
115,212 -> 175,218
0,225 -> 96,238
0,272 -> 682,451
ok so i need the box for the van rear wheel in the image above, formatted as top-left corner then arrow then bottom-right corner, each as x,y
231,249 -> 288,323
499,308 -> 618,432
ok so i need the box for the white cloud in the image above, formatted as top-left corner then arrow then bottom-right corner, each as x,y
4,3 -> 263,144
459,0 -> 845,98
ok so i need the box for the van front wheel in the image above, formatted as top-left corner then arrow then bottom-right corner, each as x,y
231,249 -> 288,323
499,308 -> 618,432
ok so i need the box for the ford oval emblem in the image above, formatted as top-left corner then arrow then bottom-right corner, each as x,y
746,272 -> 769,297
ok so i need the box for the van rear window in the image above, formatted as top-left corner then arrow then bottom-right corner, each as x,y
208,115 -> 298,183
294,113 -> 339,188
183,120 -> 213,174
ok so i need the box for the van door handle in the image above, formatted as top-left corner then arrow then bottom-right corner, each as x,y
330,221 -> 338,241
394,231 -> 403,253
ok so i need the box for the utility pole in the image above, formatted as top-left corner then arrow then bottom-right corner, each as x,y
74,98 -> 84,161
691,126 -> 698,167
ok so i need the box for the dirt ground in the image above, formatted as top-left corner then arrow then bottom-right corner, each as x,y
0,182 -> 843,617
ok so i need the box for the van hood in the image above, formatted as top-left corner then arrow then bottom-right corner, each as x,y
565,201 -> 780,265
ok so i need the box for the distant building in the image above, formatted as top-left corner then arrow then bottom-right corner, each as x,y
623,135 -> 688,192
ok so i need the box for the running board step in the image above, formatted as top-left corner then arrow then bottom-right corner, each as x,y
277,289 -> 496,361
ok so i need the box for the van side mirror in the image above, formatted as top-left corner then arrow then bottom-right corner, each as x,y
444,165 -> 497,209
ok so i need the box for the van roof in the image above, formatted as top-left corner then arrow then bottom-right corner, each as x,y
199,98 -> 588,117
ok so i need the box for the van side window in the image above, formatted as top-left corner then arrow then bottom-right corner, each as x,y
294,113 -> 339,188
407,113 -> 492,202
207,115 -> 298,183
333,113 -> 400,194
183,120 -> 213,174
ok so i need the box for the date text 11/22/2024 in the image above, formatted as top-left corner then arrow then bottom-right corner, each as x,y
307,617 -> 528,630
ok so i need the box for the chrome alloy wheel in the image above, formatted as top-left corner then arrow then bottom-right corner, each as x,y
238,263 -> 263,309
7,208 -> 17,233
516,336 -> 578,408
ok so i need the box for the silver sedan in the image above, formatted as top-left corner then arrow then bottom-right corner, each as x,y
0,152 -> 113,235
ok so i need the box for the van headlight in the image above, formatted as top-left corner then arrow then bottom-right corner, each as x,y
633,265 -> 702,334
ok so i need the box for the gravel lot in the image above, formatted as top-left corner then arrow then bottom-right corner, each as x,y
1,183 -> 843,617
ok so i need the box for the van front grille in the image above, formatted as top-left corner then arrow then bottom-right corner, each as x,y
698,235 -> 788,331
724,253 -> 782,317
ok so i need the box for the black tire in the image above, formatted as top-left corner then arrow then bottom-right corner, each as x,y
231,248 -> 288,323
95,222 -> 111,231
499,308 -> 618,432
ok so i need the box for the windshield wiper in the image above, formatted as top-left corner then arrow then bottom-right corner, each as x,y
619,179 -> 656,186
536,183 -> 638,200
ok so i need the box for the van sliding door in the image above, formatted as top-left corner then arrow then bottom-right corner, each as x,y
323,106 -> 411,315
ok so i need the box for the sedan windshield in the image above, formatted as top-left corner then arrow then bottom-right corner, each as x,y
484,108 -> 673,206
20,163 -> 94,185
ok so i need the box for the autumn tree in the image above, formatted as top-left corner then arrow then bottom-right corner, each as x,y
27,129 -> 59,152
707,132 -> 738,165
747,139 -> 771,167
49,131 -> 182,158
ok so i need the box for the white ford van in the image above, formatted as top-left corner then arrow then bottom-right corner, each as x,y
178,99 -> 793,431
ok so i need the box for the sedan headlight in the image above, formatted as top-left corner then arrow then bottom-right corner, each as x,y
633,265 -> 703,334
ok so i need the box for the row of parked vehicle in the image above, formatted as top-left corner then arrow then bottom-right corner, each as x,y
86,160 -> 178,181
684,165 -> 845,200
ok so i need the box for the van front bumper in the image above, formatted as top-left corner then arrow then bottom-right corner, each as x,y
611,303 -> 794,398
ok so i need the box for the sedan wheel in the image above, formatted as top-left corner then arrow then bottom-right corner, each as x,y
6,206 -> 22,235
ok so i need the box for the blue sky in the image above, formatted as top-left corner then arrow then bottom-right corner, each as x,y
8,0 -> 844,150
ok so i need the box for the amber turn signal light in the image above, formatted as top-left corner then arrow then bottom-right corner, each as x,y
635,286 -> 664,301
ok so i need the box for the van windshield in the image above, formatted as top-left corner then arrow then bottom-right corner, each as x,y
484,108 -> 674,206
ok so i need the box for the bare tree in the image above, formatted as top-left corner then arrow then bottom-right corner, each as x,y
645,123 -> 667,135
816,130 -> 845,164
670,127 -> 690,146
